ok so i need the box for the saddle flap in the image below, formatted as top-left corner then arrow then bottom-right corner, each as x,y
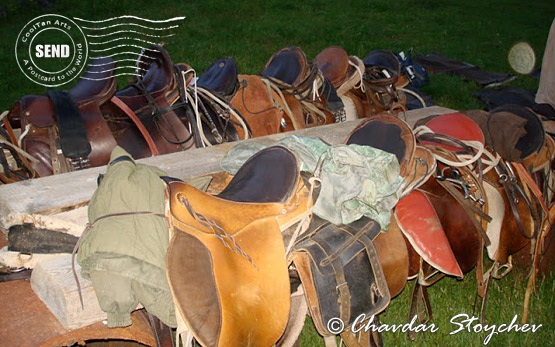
196,57 -> 239,97
292,216 -> 390,336
46,90 -> 91,159
394,190 -> 463,278
489,105 -> 545,162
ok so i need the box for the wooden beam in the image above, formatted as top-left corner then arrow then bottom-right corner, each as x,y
0,106 -> 454,230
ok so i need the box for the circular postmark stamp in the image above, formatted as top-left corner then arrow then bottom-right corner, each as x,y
15,14 -> 88,87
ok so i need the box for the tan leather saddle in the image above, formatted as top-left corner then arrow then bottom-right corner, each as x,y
166,146 -> 310,347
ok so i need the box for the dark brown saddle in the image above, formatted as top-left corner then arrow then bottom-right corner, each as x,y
262,46 -> 313,88
166,146 -> 309,347
262,46 -> 344,124
103,44 -> 195,159
5,56 -> 118,176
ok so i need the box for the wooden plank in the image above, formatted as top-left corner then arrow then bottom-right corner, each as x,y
0,106 -> 454,230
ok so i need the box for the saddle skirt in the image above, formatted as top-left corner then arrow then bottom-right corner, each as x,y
165,146 -> 310,347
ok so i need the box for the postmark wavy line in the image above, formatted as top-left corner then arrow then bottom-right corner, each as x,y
89,37 -> 158,47
89,43 -> 155,53
81,72 -> 143,81
73,15 -> 185,24
86,29 -> 175,39
87,58 -> 149,67
79,22 -> 180,31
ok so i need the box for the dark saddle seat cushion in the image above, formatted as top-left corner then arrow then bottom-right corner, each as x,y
217,146 -> 299,203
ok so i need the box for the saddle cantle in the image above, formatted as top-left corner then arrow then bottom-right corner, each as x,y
314,46 -> 367,121
196,57 -> 239,99
166,146 -> 309,347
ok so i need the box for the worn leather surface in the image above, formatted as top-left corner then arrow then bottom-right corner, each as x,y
166,146 -> 307,347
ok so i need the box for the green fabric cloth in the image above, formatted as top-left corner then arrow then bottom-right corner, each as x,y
220,136 -> 404,228
77,146 -> 176,328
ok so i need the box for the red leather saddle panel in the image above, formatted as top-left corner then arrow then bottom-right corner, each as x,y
394,190 -> 463,278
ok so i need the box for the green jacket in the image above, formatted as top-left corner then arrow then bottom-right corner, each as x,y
77,146 -> 176,328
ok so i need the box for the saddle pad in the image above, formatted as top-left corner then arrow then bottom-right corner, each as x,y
291,216 -> 390,336
394,190 -> 463,278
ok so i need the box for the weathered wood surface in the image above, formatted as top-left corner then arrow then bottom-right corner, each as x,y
0,106 -> 454,231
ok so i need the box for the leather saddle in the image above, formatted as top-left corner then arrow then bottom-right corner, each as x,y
196,57 -> 240,99
346,114 -> 436,197
103,44 -> 195,159
344,114 -> 464,278
362,50 -> 407,114
175,58 -> 242,147
262,46 -> 342,125
5,56 -> 118,176
314,46 -> 367,121
166,146 -> 310,347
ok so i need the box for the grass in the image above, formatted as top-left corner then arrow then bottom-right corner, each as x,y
1,1 -> 554,346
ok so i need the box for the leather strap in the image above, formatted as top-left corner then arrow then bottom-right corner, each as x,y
110,96 -> 160,156
46,90 -> 91,159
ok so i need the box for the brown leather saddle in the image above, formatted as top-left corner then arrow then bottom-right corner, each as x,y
102,44 -> 196,159
362,50 -> 407,114
262,46 -> 343,126
5,56 -> 118,176
314,46 -> 367,121
166,146 -> 309,347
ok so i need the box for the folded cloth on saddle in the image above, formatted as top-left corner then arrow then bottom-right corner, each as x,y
414,52 -> 515,87
220,136 -> 404,228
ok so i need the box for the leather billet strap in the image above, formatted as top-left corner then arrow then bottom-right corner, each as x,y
110,96 -> 160,156
46,90 -> 92,160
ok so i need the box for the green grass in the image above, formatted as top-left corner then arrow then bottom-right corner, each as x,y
1,1 -> 554,346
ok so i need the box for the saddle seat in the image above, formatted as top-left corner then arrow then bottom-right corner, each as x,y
166,146 -> 310,347
262,46 -> 312,88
